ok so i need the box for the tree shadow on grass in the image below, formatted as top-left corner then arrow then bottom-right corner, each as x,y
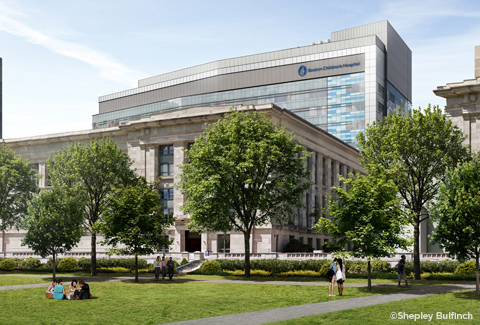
452,290 -> 480,300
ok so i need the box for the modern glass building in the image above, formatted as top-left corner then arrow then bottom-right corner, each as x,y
93,20 -> 412,147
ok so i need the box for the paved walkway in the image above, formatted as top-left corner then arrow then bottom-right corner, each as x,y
0,274 -> 476,324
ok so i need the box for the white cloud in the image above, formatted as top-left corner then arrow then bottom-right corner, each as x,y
0,13 -> 146,86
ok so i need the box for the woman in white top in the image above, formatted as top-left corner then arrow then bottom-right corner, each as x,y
67,280 -> 77,300
336,259 -> 346,296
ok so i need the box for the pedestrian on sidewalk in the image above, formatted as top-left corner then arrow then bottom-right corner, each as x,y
336,258 -> 346,296
397,255 -> 408,287
161,256 -> 167,281
154,256 -> 161,280
328,258 -> 337,296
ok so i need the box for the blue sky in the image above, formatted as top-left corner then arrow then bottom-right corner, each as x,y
1,0 -> 479,138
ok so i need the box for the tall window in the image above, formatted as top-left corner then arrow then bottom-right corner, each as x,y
330,161 -> 335,186
160,188 -> 174,218
158,235 -> 170,253
30,164 -> 39,186
306,193 -> 310,228
322,158 -> 326,186
315,153 -> 318,185
218,234 -> 230,253
159,145 -> 174,176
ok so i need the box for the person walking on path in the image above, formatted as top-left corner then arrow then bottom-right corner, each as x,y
397,255 -> 408,287
336,258 -> 346,296
167,257 -> 175,280
154,256 -> 161,281
161,256 -> 167,281
328,258 -> 337,296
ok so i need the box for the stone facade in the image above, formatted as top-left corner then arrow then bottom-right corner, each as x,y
1,104 -> 363,259
434,45 -> 480,153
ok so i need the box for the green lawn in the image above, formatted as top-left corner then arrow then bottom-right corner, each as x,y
0,280 -> 402,324
270,290 -> 480,324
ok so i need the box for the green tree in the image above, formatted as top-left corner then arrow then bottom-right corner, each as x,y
177,108 -> 311,277
22,187 -> 84,278
357,105 -> 469,280
99,178 -> 173,282
430,153 -> 480,295
47,138 -> 137,276
0,144 -> 38,231
315,174 -> 408,291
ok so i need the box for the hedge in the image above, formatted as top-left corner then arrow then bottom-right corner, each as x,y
77,258 -> 148,271
454,260 -> 476,275
216,259 -> 328,273
425,273 -> 477,281
0,259 -> 16,271
345,272 -> 398,279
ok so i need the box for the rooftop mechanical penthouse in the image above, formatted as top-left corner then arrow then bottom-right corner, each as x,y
94,20 -> 412,147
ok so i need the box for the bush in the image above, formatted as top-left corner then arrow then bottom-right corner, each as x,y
188,270 -> 233,276
319,263 -> 330,277
46,258 -> 62,269
438,259 -> 460,273
346,272 -> 398,279
216,259 -> 328,274
0,259 -> 16,271
180,258 -> 188,265
454,260 -> 476,274
283,239 -> 313,253
78,258 -> 91,271
25,257 -> 42,269
201,260 -> 221,272
371,260 -> 392,273
346,260 -> 367,273
231,269 -> 271,277
276,270 -> 319,277
58,257 -> 78,272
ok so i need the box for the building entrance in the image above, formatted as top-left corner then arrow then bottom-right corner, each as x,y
185,231 -> 201,252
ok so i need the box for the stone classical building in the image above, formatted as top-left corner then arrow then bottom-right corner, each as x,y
2,104 -> 363,260
434,45 -> 480,153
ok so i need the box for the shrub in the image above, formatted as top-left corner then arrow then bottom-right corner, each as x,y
319,263 -> 330,277
188,270 -> 233,276
10,258 -> 25,268
346,272 -> 398,279
283,239 -> 313,253
347,261 -> 367,273
25,257 -> 41,269
201,260 -> 221,272
454,260 -> 476,274
371,260 -> 392,273
46,258 -> 62,269
438,259 -> 460,273
58,257 -> 78,272
0,259 -> 16,271
231,269 -> 271,277
276,270 -> 319,277
174,260 -> 180,269
180,258 -> 188,265
78,258 -> 91,271
215,259 -> 328,274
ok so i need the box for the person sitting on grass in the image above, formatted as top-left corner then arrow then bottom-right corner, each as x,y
67,279 -> 77,300
45,280 -> 56,298
74,280 -> 91,300
53,279 -> 66,300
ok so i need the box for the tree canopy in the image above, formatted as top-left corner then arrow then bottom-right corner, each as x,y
99,178 -> 173,282
0,144 -> 38,231
48,138 -> 137,276
315,174 -> 408,291
430,152 -> 480,295
177,108 -> 311,276
357,105 -> 469,279
22,187 -> 84,278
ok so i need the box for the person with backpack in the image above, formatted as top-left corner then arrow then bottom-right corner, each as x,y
328,258 -> 337,296
397,255 -> 408,287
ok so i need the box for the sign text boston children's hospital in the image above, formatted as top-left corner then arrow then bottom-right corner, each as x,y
298,62 -> 360,77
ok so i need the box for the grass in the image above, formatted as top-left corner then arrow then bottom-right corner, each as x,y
269,290 -> 480,324
0,279 -> 402,324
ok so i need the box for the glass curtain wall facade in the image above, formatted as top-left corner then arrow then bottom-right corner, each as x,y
94,72 -> 365,146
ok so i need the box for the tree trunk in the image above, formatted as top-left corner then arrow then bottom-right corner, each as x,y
91,232 -> 97,276
476,247 -> 479,296
413,217 -> 421,280
135,253 -> 139,283
367,259 -> 372,292
244,230 -> 251,278
52,252 -> 56,279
